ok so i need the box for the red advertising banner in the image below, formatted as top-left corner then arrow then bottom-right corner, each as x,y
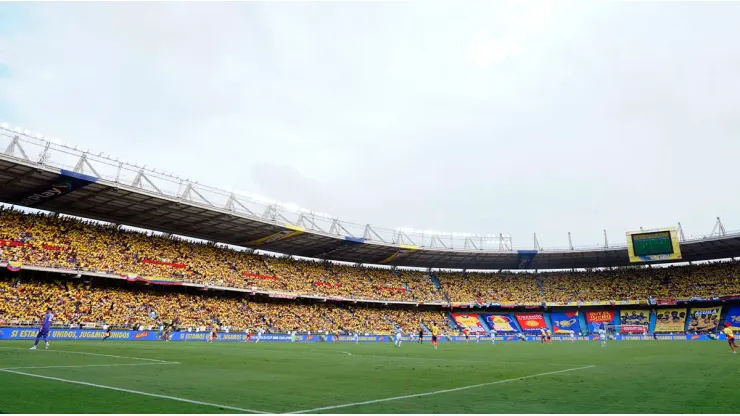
620,325 -> 648,334
0,240 -> 62,251
515,314 -> 547,331
585,310 -> 615,323
451,313 -> 487,335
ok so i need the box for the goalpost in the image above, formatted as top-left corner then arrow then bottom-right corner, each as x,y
606,324 -> 649,338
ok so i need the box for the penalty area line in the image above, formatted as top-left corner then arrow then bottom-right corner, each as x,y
287,365 -> 596,414
0,369 -> 269,414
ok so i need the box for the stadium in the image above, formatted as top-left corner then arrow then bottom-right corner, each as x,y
0,125 -> 739,414
3,2 -> 740,414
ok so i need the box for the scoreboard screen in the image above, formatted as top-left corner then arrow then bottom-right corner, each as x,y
626,228 -> 682,263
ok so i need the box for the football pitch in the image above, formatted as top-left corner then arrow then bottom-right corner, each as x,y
0,339 -> 736,413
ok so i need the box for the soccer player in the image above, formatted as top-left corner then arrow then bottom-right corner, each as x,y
598,327 -> 607,347
418,327 -> 424,344
431,324 -> 440,350
290,330 -> 297,343
30,307 -> 53,350
723,323 -> 738,354
255,327 -> 264,343
540,328 -> 547,344
569,329 -> 576,343
353,332 -> 359,344
209,326 -> 218,343
546,328 -> 552,344
475,333 -> 480,343
463,328 -> 470,343
394,329 -> 403,348
490,328 -> 497,344
102,325 -> 112,341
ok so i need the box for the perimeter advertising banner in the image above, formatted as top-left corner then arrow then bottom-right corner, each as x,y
0,328 -> 392,343
451,313 -> 487,334
0,328 -> 721,342
655,308 -> 688,332
688,307 -> 722,332
725,306 -> 740,330
619,309 -> 649,333
515,314 -> 547,331
482,314 -> 518,332
585,310 -> 617,332
550,312 -> 581,334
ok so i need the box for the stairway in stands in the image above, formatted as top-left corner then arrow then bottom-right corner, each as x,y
429,272 -> 442,290
537,276 -> 545,296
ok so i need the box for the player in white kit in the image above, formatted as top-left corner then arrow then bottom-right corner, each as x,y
353,332 -> 359,344
569,329 -> 576,343
490,329 -> 497,344
598,328 -> 607,347
394,330 -> 403,348
255,328 -> 264,343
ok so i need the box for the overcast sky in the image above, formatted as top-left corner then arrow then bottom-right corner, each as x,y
1,1 -> 739,250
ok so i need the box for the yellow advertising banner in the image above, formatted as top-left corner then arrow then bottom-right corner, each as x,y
688,306 -> 722,332
620,310 -> 650,326
655,308 -> 687,332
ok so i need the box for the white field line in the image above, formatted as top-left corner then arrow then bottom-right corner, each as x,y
287,365 -> 596,414
1,362 -> 180,370
316,350 -> 565,365
0,346 -> 179,363
0,369 -> 269,414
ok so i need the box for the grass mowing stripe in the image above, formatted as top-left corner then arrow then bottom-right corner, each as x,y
1,362 -> 180,370
0,369 -> 269,414
0,346 -> 178,363
287,365 -> 597,414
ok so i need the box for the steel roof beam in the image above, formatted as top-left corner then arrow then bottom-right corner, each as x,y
4,135 -> 30,161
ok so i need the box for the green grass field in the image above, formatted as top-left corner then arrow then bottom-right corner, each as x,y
0,339 -> 736,413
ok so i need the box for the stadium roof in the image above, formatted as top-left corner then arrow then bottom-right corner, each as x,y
2,126 -> 740,270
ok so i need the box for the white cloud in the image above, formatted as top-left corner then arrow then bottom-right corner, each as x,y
1,1 -> 740,249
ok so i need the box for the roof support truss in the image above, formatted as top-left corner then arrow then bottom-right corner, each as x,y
363,224 -> 386,243
4,135 -> 30,161
225,193 -> 254,216
73,153 -> 101,178
132,169 -> 162,194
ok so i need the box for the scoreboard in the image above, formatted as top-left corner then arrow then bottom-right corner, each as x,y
626,228 -> 682,263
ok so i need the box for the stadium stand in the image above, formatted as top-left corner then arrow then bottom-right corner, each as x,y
2,208 -> 740,310
0,276 -> 448,334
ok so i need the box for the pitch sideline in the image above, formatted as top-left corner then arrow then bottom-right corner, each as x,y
0,346 -> 179,363
0,369 -> 269,414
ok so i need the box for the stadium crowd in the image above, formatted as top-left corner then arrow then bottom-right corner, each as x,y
0,276 -> 449,334
2,208 -> 740,306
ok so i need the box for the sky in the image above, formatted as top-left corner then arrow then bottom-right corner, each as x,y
1,1 -> 740,251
